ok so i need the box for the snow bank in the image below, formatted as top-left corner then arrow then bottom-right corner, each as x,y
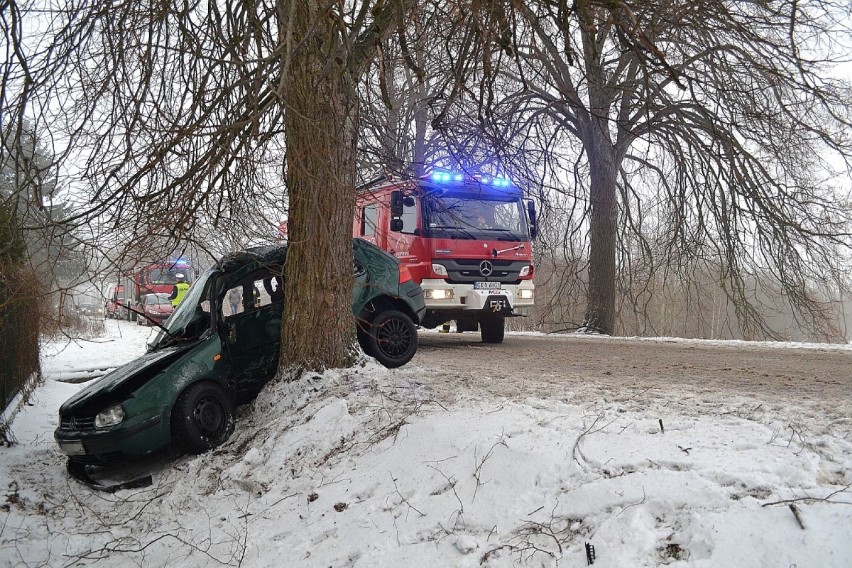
1,325 -> 850,567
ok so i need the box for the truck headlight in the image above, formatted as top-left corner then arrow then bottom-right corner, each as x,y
518,289 -> 534,300
95,405 -> 125,428
432,264 -> 448,276
519,265 -> 532,277
426,289 -> 454,300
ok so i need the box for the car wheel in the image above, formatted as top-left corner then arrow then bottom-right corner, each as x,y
172,382 -> 235,454
480,315 -> 505,343
366,310 -> 417,368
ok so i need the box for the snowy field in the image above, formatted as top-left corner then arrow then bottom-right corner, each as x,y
1,320 -> 850,567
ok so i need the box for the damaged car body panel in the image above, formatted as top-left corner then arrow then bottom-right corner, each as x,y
55,239 -> 425,466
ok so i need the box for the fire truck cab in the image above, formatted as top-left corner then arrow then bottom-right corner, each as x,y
354,170 -> 537,343
106,259 -> 194,321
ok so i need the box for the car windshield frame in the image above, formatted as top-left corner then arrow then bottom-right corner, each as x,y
149,267 -> 216,350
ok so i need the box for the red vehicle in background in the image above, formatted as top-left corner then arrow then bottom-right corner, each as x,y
136,293 -> 174,326
354,169 -> 537,343
106,259 -> 194,321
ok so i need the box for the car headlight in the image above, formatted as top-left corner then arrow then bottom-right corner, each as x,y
518,289 -> 534,300
95,405 -> 125,428
425,289 -> 454,300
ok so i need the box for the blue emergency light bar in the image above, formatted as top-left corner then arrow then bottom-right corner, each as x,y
429,169 -> 514,188
156,258 -> 190,268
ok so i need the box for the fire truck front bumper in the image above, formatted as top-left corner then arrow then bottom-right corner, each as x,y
420,279 -> 535,315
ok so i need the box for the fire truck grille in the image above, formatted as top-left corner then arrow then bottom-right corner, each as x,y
443,259 -> 528,284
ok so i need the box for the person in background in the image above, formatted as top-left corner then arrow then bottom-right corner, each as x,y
170,273 -> 190,307
228,287 -> 242,315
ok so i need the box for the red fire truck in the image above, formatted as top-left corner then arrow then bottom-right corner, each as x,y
105,259 -> 194,321
354,170 -> 537,343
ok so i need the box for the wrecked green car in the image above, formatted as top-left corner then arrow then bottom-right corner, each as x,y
55,239 -> 425,466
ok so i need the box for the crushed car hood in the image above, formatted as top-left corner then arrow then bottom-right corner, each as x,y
58,344 -> 195,414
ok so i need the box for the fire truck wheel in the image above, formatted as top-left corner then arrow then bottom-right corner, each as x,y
367,310 -> 418,369
480,315 -> 505,343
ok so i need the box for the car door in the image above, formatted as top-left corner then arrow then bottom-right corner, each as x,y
222,273 -> 283,392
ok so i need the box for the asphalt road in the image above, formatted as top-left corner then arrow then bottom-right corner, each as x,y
411,331 -> 852,407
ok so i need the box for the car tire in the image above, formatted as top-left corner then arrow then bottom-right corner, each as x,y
480,315 -> 505,343
172,382 -> 235,454
366,309 -> 417,369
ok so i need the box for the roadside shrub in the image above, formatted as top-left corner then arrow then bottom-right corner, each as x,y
0,262 -> 42,443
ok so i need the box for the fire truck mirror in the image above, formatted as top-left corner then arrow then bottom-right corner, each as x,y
389,190 -> 404,216
390,218 -> 404,232
527,200 -> 538,240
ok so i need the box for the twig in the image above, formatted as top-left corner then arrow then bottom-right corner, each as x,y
473,435 -> 508,500
427,464 -> 464,517
762,484 -> 852,507
389,472 -> 425,518
788,504 -> 805,530
617,486 -> 646,516
572,412 -> 617,472
62,532 -> 232,567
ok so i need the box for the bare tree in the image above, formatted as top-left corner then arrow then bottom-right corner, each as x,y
439,0 -> 852,336
358,1 -> 472,178
2,0 -> 415,372
279,1 -> 407,369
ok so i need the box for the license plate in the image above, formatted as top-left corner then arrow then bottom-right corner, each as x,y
59,441 -> 86,456
474,282 -> 501,290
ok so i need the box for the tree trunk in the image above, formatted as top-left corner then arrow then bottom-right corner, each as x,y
583,134 -> 618,334
279,1 -> 357,372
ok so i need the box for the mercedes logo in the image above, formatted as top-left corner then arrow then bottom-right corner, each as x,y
479,260 -> 493,277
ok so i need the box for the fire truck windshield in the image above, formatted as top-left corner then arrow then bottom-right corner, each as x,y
423,194 -> 529,241
149,267 -> 190,285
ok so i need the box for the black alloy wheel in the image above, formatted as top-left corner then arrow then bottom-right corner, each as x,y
367,309 -> 418,369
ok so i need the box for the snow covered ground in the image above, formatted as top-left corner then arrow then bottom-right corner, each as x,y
1,320 -> 850,567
